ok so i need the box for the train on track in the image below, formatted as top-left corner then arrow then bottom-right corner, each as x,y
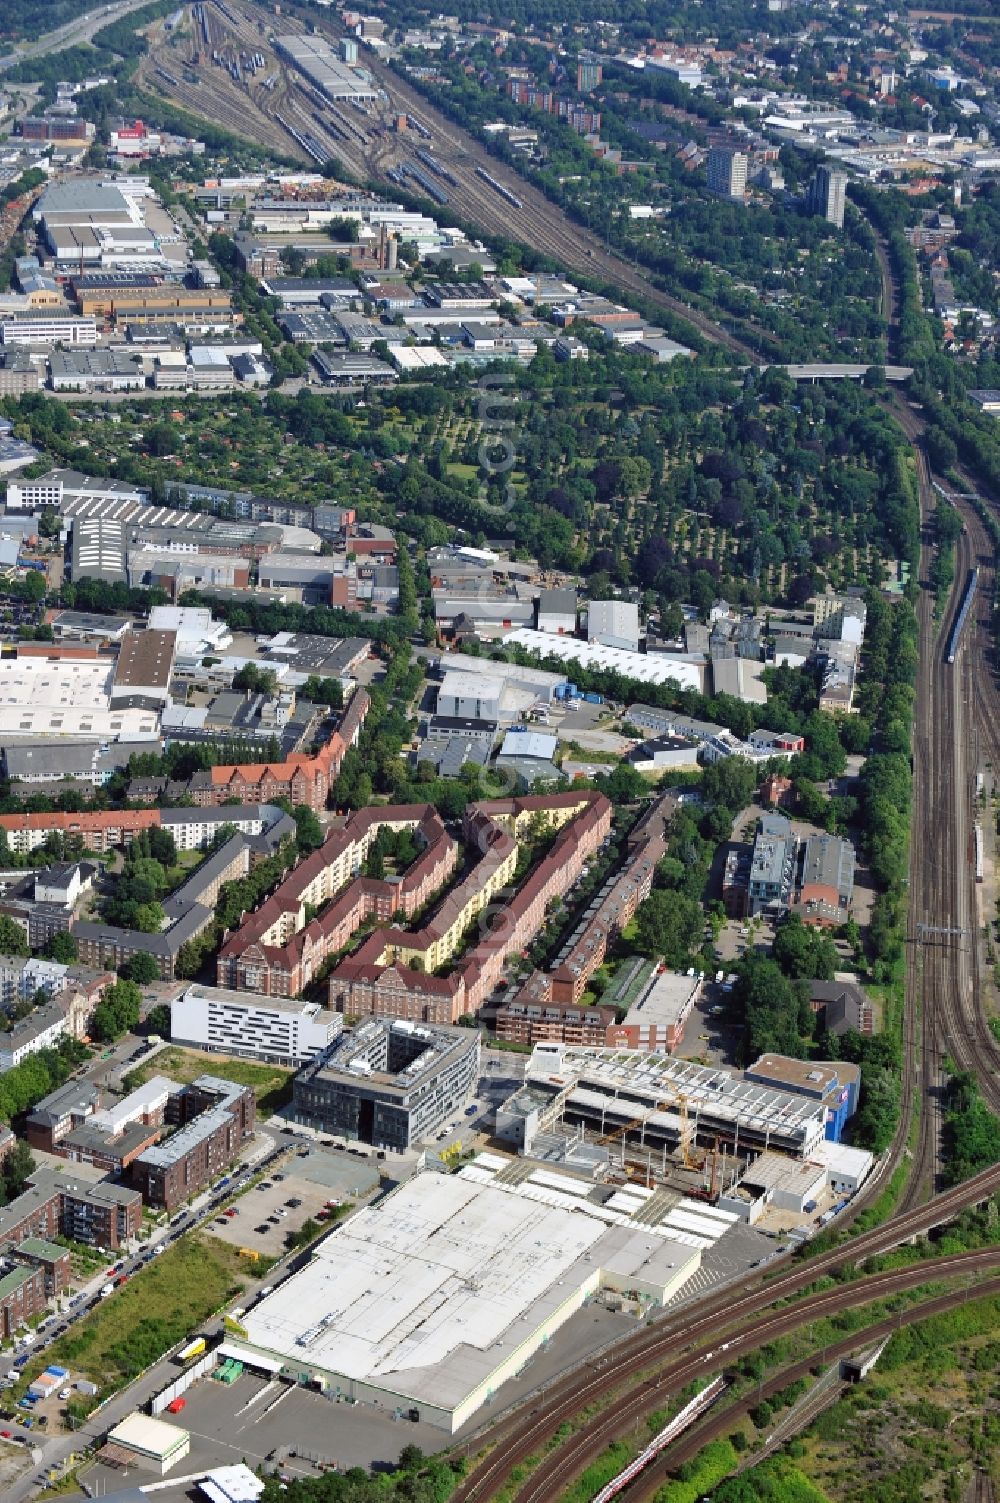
474,164 -> 523,209
945,567 -> 978,665
274,112 -> 327,164
402,161 -> 449,205
414,147 -> 457,187
591,1377 -> 727,1503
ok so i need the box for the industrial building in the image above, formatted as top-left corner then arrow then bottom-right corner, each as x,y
717,1151 -> 828,1223
292,1018 -> 480,1148
103,1414 -> 191,1476
274,34 -> 380,101
111,627 -> 177,709
605,970 -> 702,1053
743,1054 -> 860,1142
495,728 -> 561,787
535,588 -> 578,635
435,653 -> 568,713
498,1043 -> 832,1160
171,983 -> 343,1066
70,514 -> 127,585
587,600 -> 641,653
502,630 -> 702,691
236,1160 -> 703,1431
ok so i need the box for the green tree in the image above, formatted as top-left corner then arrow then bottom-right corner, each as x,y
634,889 -> 703,969
293,805 -> 324,853
0,916 -> 29,957
43,932 -> 78,963
771,913 -> 838,981
122,952 -> 160,985
90,979 -> 143,1042
145,1002 -> 171,1036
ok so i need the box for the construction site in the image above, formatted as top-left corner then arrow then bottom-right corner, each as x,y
493,1043 -> 872,1229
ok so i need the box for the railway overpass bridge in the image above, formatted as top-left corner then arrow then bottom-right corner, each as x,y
766,362 -> 915,382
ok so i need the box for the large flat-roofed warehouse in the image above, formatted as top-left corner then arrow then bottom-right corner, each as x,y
0,658 -> 160,739
275,34 -> 380,101
110,628 -> 176,709
497,1044 -> 830,1159
236,1159 -> 702,1431
292,1019 -> 480,1148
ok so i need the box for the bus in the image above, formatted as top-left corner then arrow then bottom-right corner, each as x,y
177,1337 -> 206,1365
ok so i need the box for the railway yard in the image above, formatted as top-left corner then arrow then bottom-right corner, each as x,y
2,17 -> 1000,1494
135,0 -> 754,353
403,234 -> 1000,1503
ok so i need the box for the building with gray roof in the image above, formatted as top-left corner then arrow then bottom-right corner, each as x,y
748,814 -> 798,916
293,1019 -> 480,1149
132,1074 -> 255,1210
587,600 -> 640,653
70,513 -> 126,583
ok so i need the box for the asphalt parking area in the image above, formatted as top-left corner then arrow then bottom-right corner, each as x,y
152,1369 -> 444,1481
204,1173 -> 339,1259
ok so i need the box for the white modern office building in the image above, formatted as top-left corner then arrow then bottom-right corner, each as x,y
171,983 -> 344,1067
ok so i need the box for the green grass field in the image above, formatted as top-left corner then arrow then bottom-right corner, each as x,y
24,1236 -> 249,1399
123,1046 -> 293,1116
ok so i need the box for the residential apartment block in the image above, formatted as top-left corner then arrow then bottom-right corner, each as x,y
329,792 -> 611,1024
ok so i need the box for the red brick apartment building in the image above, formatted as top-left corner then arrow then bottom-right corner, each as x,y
128,688 -> 370,813
217,805 -> 458,996
130,1077 -> 256,1211
0,1166 -> 142,1252
494,993 -> 616,1047
494,788 -> 673,1038
329,792 -> 612,1024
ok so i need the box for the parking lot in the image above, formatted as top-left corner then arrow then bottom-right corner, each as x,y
91,1301 -> 640,1499
205,1172 -> 346,1259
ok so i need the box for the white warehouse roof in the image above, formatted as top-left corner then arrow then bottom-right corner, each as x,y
500,729 -> 558,761
238,1168 -> 700,1431
503,630 -> 701,689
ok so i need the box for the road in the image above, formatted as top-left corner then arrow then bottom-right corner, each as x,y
0,1126 -> 288,1502
0,0 -> 159,70
445,234 -> 1000,1503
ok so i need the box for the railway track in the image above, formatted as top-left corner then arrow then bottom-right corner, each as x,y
972,1467 -> 997,1503
449,1161 -> 1000,1503
467,1250 -> 1000,1503
264,3 -> 758,356
889,392 -> 1000,1124
450,243 -> 998,1503
627,1273 -> 1000,1503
